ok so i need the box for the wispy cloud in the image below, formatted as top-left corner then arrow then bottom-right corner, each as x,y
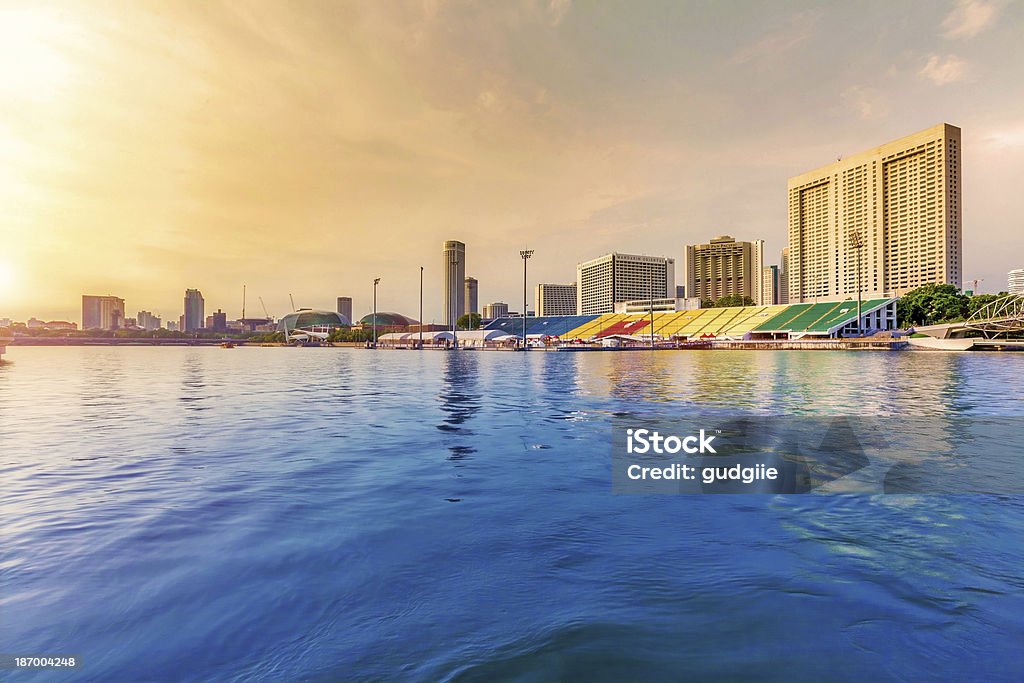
941,0 -> 1000,39
841,85 -> 888,120
731,10 -> 820,65
919,54 -> 969,85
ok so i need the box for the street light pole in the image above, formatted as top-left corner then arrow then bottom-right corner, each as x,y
520,249 -> 534,351
849,230 -> 864,336
449,252 -> 459,350
373,277 -> 380,347
649,268 -> 655,349
419,266 -> 423,350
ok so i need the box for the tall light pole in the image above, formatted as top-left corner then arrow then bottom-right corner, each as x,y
372,277 -> 380,347
849,230 -> 864,336
419,266 -> 423,350
520,249 -> 534,350
649,267 -> 655,349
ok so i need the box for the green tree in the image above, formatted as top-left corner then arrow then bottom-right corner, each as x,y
711,294 -> 755,308
457,312 -> 481,330
897,284 -> 969,327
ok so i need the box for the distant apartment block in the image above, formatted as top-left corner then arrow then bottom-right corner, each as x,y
576,253 -> 675,315
482,302 -> 509,319
167,320 -> 179,332
442,240 -> 466,326
684,235 -> 764,304
535,283 -> 577,316
183,289 -> 205,332
82,295 -> 125,330
336,297 -> 353,323
464,277 -> 479,315
787,123 -> 962,302
762,265 -> 780,306
207,309 -> 227,333
137,310 -> 162,331
1009,268 -> 1024,295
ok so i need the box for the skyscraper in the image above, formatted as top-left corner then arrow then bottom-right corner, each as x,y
464,277 -> 478,315
576,253 -> 675,315
684,235 -> 764,304
137,310 -> 162,331
535,283 -> 577,316
337,296 -> 353,323
82,295 -> 125,330
183,289 -> 205,332
787,123 -> 962,302
779,247 -> 790,305
1009,269 -> 1024,295
761,265 -> 780,306
442,240 -> 466,326
482,302 -> 509,319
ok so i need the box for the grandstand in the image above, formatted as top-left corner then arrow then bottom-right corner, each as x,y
484,298 -> 897,342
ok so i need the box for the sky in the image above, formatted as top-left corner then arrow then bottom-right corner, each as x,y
1,0 -> 1022,324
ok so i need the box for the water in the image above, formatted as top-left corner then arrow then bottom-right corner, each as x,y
2,347 -> 1023,681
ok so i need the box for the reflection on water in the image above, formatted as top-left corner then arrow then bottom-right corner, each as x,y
1,347 -> 1022,682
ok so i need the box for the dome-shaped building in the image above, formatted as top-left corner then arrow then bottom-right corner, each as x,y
358,312 -> 418,329
277,309 -> 350,333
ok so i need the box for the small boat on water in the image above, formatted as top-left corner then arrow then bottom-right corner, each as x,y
220,341 -> 236,348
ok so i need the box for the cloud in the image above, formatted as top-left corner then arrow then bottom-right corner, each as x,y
841,85 -> 888,120
941,0 -> 1000,39
919,54 -> 968,85
731,10 -> 820,65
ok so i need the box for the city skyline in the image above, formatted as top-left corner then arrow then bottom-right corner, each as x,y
2,1 -> 1023,323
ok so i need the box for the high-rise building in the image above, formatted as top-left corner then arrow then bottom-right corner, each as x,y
683,236 -> 764,304
482,302 -> 509,319
82,295 -> 125,330
336,297 -> 353,323
787,123 -> 962,302
137,310 -> 162,331
442,240 -> 466,326
167,320 -> 178,332
535,283 -> 577,316
576,253 -> 675,315
207,309 -> 227,333
1009,269 -> 1024,295
183,289 -> 205,332
464,277 -> 478,315
762,265 -> 780,306
779,247 -> 790,304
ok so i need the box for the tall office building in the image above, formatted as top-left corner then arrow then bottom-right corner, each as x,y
762,265 -> 780,306
576,253 -> 675,315
336,297 -> 353,323
535,283 -> 577,316
1009,268 -> 1024,295
82,295 -> 125,330
442,240 -> 466,326
683,236 -> 764,304
482,302 -> 509,319
183,289 -> 205,332
464,277 -> 478,315
779,248 -> 790,304
787,123 -> 962,302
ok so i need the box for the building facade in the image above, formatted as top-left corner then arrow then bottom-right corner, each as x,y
82,295 -> 125,330
1009,269 -> 1024,295
336,297 -> 352,323
762,265 -> 780,306
464,277 -> 478,315
779,247 -> 790,304
482,302 -> 509,319
535,283 -> 577,316
576,253 -> 675,315
183,289 -> 205,332
136,310 -> 162,331
442,240 -> 466,326
683,235 -> 764,305
787,123 -> 962,303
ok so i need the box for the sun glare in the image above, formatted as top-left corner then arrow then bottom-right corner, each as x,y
0,8 -> 75,101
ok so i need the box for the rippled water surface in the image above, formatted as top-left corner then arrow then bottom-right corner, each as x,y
2,347 -> 1023,681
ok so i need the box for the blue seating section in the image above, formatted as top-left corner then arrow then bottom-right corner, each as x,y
484,315 -> 598,337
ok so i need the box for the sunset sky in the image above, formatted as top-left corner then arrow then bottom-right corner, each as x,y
1,0 -> 1022,324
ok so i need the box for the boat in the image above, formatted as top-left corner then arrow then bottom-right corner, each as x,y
220,341 -> 236,348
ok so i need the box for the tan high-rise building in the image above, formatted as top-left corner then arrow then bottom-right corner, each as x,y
787,123 -> 962,302
464,277 -> 478,315
779,247 -> 790,304
82,295 -> 125,330
442,240 -> 466,326
576,253 -> 675,315
683,236 -> 764,304
535,283 -> 577,316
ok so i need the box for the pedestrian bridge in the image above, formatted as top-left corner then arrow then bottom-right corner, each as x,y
914,294 -> 1024,340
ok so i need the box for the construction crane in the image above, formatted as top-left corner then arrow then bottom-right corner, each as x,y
241,284 -> 246,320
259,296 -> 272,320
289,293 -> 296,312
